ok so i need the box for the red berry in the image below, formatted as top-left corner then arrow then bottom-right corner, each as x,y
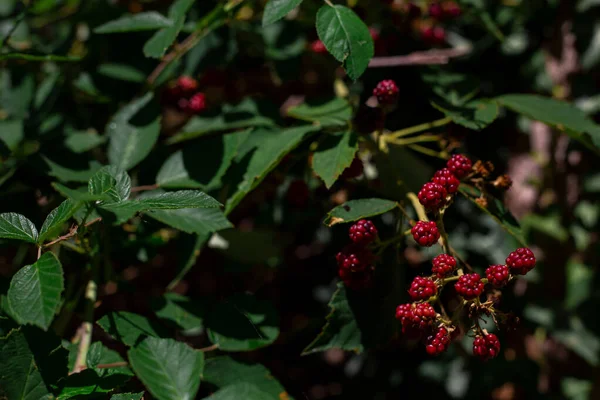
432,168 -> 460,194
310,39 -> 327,54
425,326 -> 451,355
373,79 -> 399,105
454,273 -> 484,300
336,245 -> 374,272
421,26 -> 446,45
432,254 -> 456,278
418,181 -> 447,210
442,1 -> 461,17
185,92 -> 206,114
349,219 -> 378,245
286,179 -> 310,208
411,221 -> 440,247
341,158 -> 364,179
473,333 -> 501,361
409,276 -> 438,300
485,264 -> 510,287
446,154 -> 473,179
505,248 -> 536,275
428,2 -> 443,18
176,76 -> 198,94
395,302 -> 436,333
369,27 -> 380,42
339,268 -> 373,291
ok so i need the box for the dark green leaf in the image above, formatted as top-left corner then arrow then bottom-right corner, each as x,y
157,131 -> 249,190
206,293 -> 279,351
497,94 -> 600,153
0,212 -> 38,243
97,311 -> 168,347
97,64 -> 146,83
94,12 -> 173,34
88,166 -> 132,203
44,157 -> 103,183
204,383 -> 271,400
432,99 -> 498,130
0,53 -> 81,62
312,130 -> 358,188
128,337 -> 204,400
459,185 -> 527,246
110,393 -> 144,400
316,5 -> 374,80
0,330 -> 52,400
204,357 -> 291,399
324,198 -> 397,226
64,131 -> 106,153
143,0 -> 195,59
262,0 -> 304,26
7,252 -> 64,331
287,98 -> 352,127
107,93 -> 161,170
52,183 -> 111,202
151,293 -> 206,334
225,125 -> 319,214
38,199 -> 82,243
146,207 -> 233,235
0,119 -> 24,151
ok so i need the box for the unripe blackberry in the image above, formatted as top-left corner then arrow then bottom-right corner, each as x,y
442,1 -> 461,17
485,264 -> 510,287
336,245 -> 374,272
455,273 -> 484,300
185,92 -> 206,114
339,268 -> 373,291
428,2 -> 443,18
425,326 -> 451,355
432,168 -> 460,194
411,221 -> 440,247
176,76 -> 198,94
432,254 -> 456,278
310,39 -> 327,54
446,154 -> 472,179
505,247 -> 536,275
348,219 -> 378,245
395,302 -> 436,333
421,26 -> 446,45
409,276 -> 437,300
373,79 -> 399,105
418,181 -> 447,210
473,333 -> 501,361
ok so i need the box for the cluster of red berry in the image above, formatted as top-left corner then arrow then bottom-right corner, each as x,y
373,79 -> 400,106
161,76 -> 207,114
396,154 -> 536,360
394,0 -> 461,45
336,220 -> 379,290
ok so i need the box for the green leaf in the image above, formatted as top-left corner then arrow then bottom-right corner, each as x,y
0,212 -> 38,243
496,94 -> 600,153
53,183 -> 111,202
225,125 -> 319,214
0,119 -> 24,151
110,393 -> 144,400
143,0 -> 195,59
166,99 -> 276,144
128,337 -> 204,400
38,199 -> 82,243
204,383 -> 271,400
157,131 -> 249,190
262,0 -> 304,26
107,93 -> 161,170
0,330 -> 53,400
204,357 -> 291,399
0,53 -> 81,62
324,198 -> 397,226
459,185 -> 527,246
302,282 -> 363,354
64,131 -> 106,153
97,311 -> 168,347
206,293 -> 279,351
88,166 -> 132,203
432,99 -> 498,130
151,293 -> 206,334
146,207 -> 233,235
316,4 -> 374,80
287,98 -> 352,127
7,252 -> 64,331
312,130 -> 358,188
94,12 -> 173,34
44,157 -> 103,183
98,64 -> 146,83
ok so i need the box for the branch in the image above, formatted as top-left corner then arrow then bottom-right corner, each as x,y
43,218 -> 102,248
71,277 -> 97,373
130,183 -> 159,193
368,47 -> 471,68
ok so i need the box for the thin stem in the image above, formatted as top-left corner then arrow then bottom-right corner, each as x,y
199,343 -> 220,352
449,246 -> 474,273
96,361 -> 128,369
37,246 -> 41,259
386,117 -> 452,140
396,203 -> 414,222
130,183 -> 159,193
72,277 -> 97,373
441,276 -> 460,284
386,135 -> 441,146
43,218 -> 102,248
407,193 -> 428,222
435,212 -> 450,254
436,298 -> 450,320
368,48 -> 471,67
408,144 -> 447,159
